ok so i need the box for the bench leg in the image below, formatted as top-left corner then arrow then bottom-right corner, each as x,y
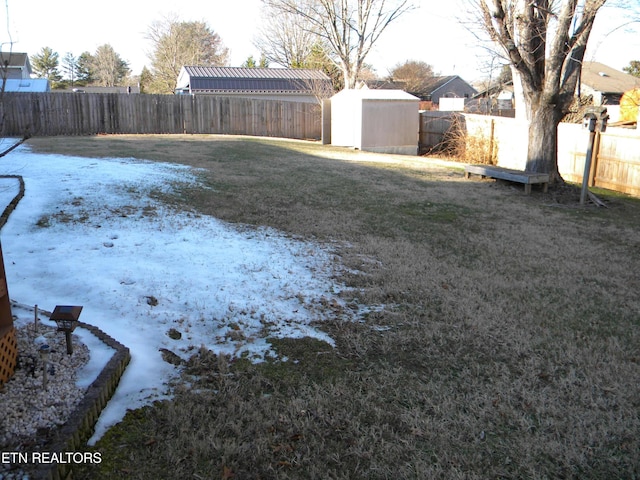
464,171 -> 470,179
524,184 -> 532,195
542,182 -> 548,193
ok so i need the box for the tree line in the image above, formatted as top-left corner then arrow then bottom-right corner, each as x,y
29,1 -> 432,95
31,45 -> 130,89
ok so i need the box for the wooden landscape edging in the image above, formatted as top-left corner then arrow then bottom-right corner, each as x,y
12,304 -> 132,480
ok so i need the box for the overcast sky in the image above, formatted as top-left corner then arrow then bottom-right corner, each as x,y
2,0 -> 639,83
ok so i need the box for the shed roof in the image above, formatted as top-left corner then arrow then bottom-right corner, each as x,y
581,62 -> 640,94
332,87 -> 419,101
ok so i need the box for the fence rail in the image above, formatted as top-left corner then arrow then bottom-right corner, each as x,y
0,93 -> 322,139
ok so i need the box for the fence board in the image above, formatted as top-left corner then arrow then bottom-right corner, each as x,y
419,111 -> 640,197
0,92 -> 321,140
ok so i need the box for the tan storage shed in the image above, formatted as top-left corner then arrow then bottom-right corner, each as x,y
331,87 -> 419,155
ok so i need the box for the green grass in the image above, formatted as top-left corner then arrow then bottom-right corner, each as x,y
24,134 -> 640,479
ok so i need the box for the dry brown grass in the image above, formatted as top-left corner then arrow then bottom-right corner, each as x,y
26,135 -> 640,479
435,115 -> 498,165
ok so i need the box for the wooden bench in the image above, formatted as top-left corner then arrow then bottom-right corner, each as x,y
464,165 -> 549,194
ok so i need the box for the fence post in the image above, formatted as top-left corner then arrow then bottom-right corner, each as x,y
589,130 -> 601,187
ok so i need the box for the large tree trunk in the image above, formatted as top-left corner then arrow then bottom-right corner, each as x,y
342,64 -> 357,89
525,100 -> 564,183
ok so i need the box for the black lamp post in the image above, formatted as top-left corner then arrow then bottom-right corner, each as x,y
50,305 -> 83,355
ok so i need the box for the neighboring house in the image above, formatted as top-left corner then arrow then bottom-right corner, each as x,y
0,52 -> 32,79
0,52 -> 50,91
363,75 -> 477,111
579,61 -> 640,105
466,82 -> 515,117
175,66 -> 332,103
422,76 -> 477,106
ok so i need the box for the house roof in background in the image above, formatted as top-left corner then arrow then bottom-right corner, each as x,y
178,66 -> 331,94
0,52 -> 29,69
423,75 -> 458,93
581,62 -> 640,94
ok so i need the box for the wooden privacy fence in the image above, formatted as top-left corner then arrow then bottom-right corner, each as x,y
0,93 -> 322,139
420,111 -> 640,197
419,111 -> 458,154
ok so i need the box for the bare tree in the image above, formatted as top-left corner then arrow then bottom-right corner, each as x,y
472,0 -> 608,181
91,44 -> 130,87
254,3 -> 319,68
388,59 -> 435,96
146,14 -> 229,94
263,0 -> 414,89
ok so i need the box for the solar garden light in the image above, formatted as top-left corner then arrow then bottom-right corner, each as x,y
50,305 -> 83,355
39,344 -> 50,390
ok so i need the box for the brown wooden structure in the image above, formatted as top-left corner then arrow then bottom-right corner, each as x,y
0,242 -> 16,387
0,93 -> 322,139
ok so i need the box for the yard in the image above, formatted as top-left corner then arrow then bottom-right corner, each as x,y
21,135 -> 640,479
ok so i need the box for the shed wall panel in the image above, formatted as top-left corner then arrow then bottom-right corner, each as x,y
360,99 -> 419,154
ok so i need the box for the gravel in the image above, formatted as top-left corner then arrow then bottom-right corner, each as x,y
0,319 -> 89,478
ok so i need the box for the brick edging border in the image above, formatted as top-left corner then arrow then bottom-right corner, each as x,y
11,303 -> 131,480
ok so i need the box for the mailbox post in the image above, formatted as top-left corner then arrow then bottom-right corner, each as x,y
580,106 -> 608,205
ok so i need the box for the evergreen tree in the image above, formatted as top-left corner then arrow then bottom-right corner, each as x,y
76,52 -> 95,84
241,55 -> 269,68
258,54 -> 270,68
31,47 -> 62,81
61,52 -> 79,86
242,55 -> 257,68
139,66 -> 152,94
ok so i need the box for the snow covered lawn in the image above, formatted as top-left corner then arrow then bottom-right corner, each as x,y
1,143 -> 348,441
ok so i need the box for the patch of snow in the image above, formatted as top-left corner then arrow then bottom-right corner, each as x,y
0,143 -> 348,443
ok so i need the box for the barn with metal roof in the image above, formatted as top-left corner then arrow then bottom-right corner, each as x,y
175,66 -> 332,103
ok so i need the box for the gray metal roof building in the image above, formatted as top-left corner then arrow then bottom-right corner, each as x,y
175,66 -> 332,103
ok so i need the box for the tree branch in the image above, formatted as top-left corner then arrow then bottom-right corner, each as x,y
0,133 -> 31,159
